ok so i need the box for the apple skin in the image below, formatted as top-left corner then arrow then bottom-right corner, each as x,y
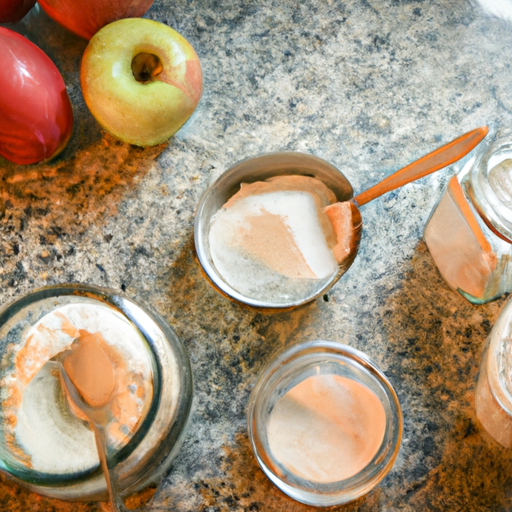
0,28 -> 73,165
0,0 -> 36,23
37,0 -> 153,40
80,18 -> 202,147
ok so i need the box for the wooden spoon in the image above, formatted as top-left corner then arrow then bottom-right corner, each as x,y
325,126 -> 489,271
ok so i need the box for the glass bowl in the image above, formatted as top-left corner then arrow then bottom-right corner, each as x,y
0,283 -> 193,501
194,152 -> 355,310
247,340 -> 402,506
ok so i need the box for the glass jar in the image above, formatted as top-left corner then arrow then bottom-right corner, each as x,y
424,133 -> 512,304
475,298 -> 512,447
0,284 -> 193,501
247,340 -> 402,507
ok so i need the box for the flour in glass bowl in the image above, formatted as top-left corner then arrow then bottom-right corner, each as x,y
0,299 -> 154,475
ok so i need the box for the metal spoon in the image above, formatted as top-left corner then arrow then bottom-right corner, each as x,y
326,126 -> 489,276
48,360 -> 127,512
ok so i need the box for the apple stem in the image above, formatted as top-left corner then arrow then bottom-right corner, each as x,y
131,53 -> 163,83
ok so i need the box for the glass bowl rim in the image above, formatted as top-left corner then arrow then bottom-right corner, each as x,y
0,282 -> 193,497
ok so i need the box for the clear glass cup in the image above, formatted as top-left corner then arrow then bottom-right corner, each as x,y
0,284 -> 193,501
247,340 -> 402,506
424,133 -> 512,304
475,297 -> 512,448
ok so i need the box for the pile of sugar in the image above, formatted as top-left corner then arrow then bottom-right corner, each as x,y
209,176 -> 344,303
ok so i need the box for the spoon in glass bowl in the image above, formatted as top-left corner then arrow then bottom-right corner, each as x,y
47,351 -> 126,512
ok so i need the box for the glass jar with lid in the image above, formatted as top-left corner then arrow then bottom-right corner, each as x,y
424,132 -> 512,304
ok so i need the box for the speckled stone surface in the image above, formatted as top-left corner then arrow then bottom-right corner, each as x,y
2,0 -> 512,510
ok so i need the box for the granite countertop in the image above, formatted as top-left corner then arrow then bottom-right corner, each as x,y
2,0 -> 512,510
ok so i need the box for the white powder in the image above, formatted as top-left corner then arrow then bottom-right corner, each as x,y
16,363 -> 98,474
3,301 -> 153,475
209,190 -> 338,302
267,375 -> 386,483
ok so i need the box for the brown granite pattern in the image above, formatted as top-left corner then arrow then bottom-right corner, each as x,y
2,0 -> 512,510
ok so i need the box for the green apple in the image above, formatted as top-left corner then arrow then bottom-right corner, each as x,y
80,18 -> 202,147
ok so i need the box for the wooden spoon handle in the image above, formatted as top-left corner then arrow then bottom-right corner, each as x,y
352,126 -> 489,207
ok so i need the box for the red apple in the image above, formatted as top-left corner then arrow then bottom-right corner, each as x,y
37,0 -> 154,40
0,28 -> 73,165
80,18 -> 202,147
0,0 -> 36,22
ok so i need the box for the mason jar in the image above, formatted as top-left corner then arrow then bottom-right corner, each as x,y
424,133 -> 512,304
475,298 -> 512,448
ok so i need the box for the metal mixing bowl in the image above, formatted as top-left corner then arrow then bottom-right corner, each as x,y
194,152 -> 356,309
